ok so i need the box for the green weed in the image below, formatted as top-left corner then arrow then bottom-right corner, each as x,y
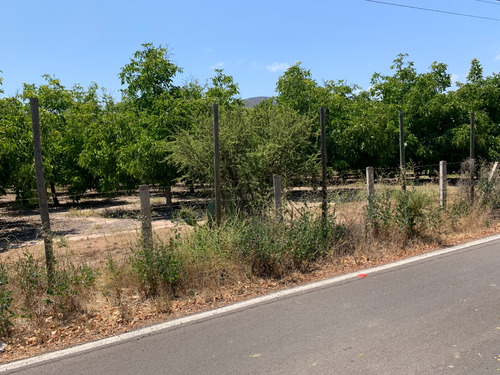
130,239 -> 184,297
0,263 -> 14,337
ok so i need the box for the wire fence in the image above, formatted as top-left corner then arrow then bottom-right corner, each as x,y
1,158 -> 497,252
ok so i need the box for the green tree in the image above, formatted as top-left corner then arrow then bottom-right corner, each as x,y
170,103 -> 314,209
452,59 -> 500,160
119,43 -> 182,111
467,58 -> 483,84
205,69 -> 243,108
0,96 -> 34,199
370,54 -> 462,166
118,43 -> 192,202
22,76 -> 103,202
79,98 -> 138,192
276,62 -> 321,116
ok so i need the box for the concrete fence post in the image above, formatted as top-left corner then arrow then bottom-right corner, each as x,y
439,161 -> 447,209
139,185 -> 153,249
488,162 -> 499,183
366,166 -> 375,198
273,174 -> 283,222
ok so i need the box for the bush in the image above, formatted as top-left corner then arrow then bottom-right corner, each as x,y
14,252 -> 98,319
239,211 -> 347,277
170,105 -> 315,211
366,190 -> 395,236
130,239 -> 184,297
287,211 -> 347,263
48,262 -> 99,314
15,252 -> 46,316
366,189 -> 438,238
393,190 -> 434,236
477,161 -> 500,208
239,217 -> 287,277
0,263 -> 14,337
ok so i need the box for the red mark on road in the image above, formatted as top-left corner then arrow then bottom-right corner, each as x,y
358,274 -> 368,278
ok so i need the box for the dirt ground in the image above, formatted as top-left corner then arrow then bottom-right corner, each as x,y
0,183 -> 499,364
0,185 -> 205,255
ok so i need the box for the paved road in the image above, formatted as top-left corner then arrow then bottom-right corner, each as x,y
2,237 -> 500,374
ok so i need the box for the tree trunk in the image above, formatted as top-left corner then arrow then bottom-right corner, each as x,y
50,181 -> 60,206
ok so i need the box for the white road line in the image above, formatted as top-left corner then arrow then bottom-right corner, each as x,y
2,233 -> 500,373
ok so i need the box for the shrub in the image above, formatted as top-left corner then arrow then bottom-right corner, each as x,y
47,262 -> 99,314
287,211 -> 347,264
239,217 -> 287,277
477,161 -> 500,208
14,252 -> 98,319
130,239 -> 184,297
239,211 -> 347,277
0,263 -> 14,337
15,252 -> 46,316
366,190 -> 394,236
393,190 -> 434,236
366,189 -> 438,238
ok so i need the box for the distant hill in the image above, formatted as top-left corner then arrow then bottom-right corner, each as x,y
243,96 -> 275,108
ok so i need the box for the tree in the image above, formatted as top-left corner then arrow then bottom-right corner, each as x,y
370,53 -> 417,105
452,59 -> 500,161
276,63 -> 320,116
170,104 -> 314,209
0,96 -> 34,199
79,98 -> 138,192
205,69 -> 243,108
21,76 -> 102,203
119,43 -> 183,111
369,54 -> 462,166
118,43 -> 187,203
467,58 -> 483,84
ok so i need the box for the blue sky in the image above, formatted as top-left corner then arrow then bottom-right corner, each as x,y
1,0 -> 500,99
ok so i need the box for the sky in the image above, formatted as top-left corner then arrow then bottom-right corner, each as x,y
1,0 -> 500,100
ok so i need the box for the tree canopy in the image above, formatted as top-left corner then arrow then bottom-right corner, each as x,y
1,48 -> 500,204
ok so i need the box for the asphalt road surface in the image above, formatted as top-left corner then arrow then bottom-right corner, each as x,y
2,236 -> 500,374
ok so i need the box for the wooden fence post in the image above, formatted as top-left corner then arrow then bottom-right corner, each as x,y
30,97 -> 55,285
399,110 -> 406,191
273,174 -> 282,221
213,103 -> 222,225
439,160 -> 447,209
320,106 -> 328,221
366,166 -> 375,198
139,185 -> 153,249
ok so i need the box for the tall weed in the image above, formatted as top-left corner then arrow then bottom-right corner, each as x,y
477,161 -> 500,208
130,239 -> 184,297
14,252 -> 98,320
366,189 -> 439,239
239,211 -> 347,277
0,263 -> 14,337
